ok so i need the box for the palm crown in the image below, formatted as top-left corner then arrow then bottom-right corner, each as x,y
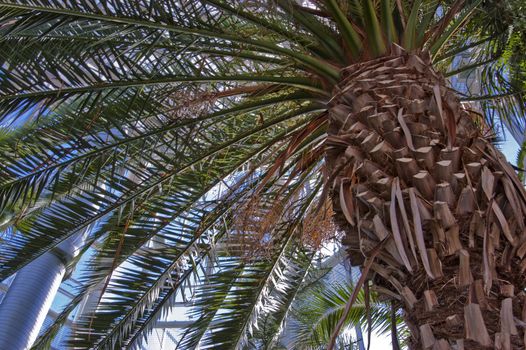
0,0 -> 524,349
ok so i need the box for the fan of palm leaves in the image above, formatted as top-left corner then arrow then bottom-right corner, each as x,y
0,0 -> 524,349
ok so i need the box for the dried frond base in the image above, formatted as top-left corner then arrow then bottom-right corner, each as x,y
327,47 -> 526,349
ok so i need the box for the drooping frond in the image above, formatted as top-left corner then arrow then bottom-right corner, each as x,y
287,279 -> 403,349
0,0 -> 524,348
173,168 -> 322,350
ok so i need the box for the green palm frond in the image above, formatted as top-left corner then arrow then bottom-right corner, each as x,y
437,0 -> 526,140
1,99 -> 322,277
1,0 -> 525,348
288,280 -> 403,350
32,121 -> 318,348
174,170 -> 322,350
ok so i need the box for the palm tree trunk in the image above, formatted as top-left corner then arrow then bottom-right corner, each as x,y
327,47 -> 526,349
0,233 -> 86,349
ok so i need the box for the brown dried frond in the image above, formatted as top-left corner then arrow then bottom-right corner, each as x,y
301,198 -> 337,249
230,193 -> 286,261
166,84 -> 272,121
166,88 -> 217,120
460,102 -> 493,136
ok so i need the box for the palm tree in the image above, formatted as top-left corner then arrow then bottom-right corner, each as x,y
286,269 -> 404,349
0,0 -> 525,349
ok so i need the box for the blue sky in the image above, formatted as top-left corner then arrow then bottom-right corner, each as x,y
499,125 -> 521,166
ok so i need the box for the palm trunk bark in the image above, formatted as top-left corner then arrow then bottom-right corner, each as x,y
327,47 -> 526,349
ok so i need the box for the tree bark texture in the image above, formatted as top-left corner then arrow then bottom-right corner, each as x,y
326,48 -> 526,349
